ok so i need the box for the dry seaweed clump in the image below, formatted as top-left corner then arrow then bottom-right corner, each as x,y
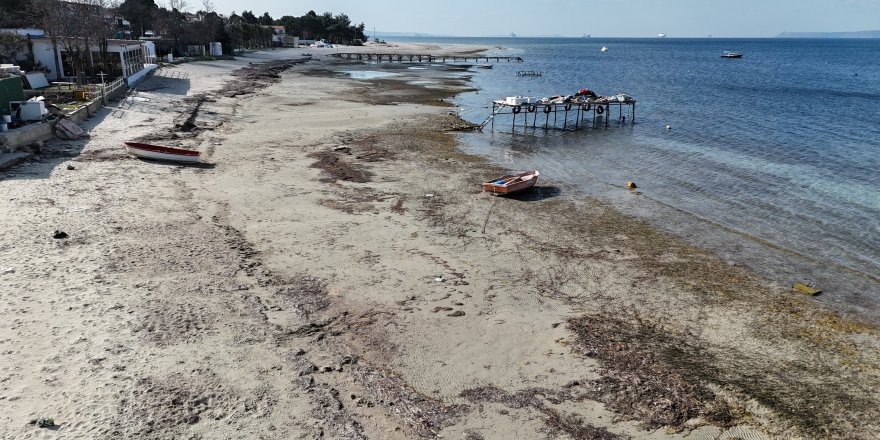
351,364 -> 468,438
567,315 -> 738,432
308,150 -> 372,183
460,386 -> 625,440
220,59 -> 306,97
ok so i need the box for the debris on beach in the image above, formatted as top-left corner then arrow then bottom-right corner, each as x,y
30,416 -> 55,428
626,181 -> 637,189
52,230 -> 68,239
792,282 -> 822,296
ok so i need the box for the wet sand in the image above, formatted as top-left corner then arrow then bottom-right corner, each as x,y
1,44 -> 878,439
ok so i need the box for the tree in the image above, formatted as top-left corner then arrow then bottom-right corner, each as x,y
158,0 -> 188,55
118,0 -> 158,38
240,10 -> 258,25
258,12 -> 273,26
0,0 -> 35,28
275,10 -> 366,44
31,0 -> 115,82
0,32 -> 29,64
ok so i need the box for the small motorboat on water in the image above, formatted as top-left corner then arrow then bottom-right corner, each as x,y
721,51 -> 743,58
600,46 -> 608,52
476,64 -> 493,69
124,141 -> 201,163
482,170 -> 539,195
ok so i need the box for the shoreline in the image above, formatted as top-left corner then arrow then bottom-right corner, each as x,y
1,44 -> 878,439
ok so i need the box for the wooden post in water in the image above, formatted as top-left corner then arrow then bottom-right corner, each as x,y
563,106 -> 568,130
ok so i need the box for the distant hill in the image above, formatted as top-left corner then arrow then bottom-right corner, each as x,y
777,30 -> 880,38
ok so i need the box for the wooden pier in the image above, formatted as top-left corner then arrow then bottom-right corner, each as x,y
330,53 -> 524,63
480,98 -> 636,132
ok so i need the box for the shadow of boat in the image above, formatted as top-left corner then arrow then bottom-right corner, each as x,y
501,185 -> 561,201
132,157 -> 216,169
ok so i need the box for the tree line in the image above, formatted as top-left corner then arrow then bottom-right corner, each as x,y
0,0 -> 368,59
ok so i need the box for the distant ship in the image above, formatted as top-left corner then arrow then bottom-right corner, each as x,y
510,33 -> 517,38
658,33 -> 667,38
583,34 -> 591,38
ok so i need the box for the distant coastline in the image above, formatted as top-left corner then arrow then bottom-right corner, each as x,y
777,30 -> 880,38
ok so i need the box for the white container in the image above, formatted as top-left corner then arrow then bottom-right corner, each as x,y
0,123 -> 7,132
1,115 -> 10,123
505,96 -> 537,106
9,101 -> 45,121
167,53 -> 173,62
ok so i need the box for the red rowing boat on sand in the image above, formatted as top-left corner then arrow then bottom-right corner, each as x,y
124,142 -> 201,163
482,170 -> 539,195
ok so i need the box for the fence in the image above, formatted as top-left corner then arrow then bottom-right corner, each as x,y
100,78 -> 126,104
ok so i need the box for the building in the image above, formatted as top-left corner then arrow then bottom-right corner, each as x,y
28,36 -> 156,84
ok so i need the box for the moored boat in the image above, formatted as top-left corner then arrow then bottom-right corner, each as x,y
124,141 -> 201,163
482,170 -> 539,195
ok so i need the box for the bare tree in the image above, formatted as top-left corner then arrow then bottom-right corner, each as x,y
161,0 -> 188,54
31,0 -> 64,79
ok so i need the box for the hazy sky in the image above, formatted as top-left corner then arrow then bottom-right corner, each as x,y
200,0 -> 880,37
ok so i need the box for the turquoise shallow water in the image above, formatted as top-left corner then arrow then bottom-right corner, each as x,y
398,37 -> 880,318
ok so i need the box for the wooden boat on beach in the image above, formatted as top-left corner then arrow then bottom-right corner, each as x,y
124,141 -> 201,163
482,170 -> 539,195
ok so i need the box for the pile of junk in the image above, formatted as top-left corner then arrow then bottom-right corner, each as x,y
1,64 -> 86,138
538,88 -> 634,105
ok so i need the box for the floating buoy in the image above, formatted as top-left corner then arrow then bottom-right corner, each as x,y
665,124 -> 672,130
626,181 -> 637,189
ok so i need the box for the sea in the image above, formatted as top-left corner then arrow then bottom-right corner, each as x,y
398,37 -> 880,320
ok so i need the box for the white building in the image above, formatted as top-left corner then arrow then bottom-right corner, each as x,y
29,37 -> 155,85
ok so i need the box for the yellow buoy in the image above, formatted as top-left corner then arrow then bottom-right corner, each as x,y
626,181 -> 637,189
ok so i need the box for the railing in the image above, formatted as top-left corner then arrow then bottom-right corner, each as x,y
100,78 -> 126,104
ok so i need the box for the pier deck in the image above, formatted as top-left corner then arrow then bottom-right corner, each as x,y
480,98 -> 636,131
330,53 -> 524,63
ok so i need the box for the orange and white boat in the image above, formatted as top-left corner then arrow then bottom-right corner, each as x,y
482,170 -> 539,195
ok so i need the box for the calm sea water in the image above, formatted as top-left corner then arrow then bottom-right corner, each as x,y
399,37 -> 880,318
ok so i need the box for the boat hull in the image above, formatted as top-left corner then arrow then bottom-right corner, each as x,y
124,142 -> 201,163
482,170 -> 539,195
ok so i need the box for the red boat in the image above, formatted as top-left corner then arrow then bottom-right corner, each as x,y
123,142 -> 201,163
482,170 -> 539,195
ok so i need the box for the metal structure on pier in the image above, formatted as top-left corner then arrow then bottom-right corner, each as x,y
330,53 -> 524,63
480,98 -> 636,131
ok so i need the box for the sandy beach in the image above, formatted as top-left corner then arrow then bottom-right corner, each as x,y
1,43 -> 878,439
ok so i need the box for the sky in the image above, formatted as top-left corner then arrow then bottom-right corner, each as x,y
200,0 -> 880,37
